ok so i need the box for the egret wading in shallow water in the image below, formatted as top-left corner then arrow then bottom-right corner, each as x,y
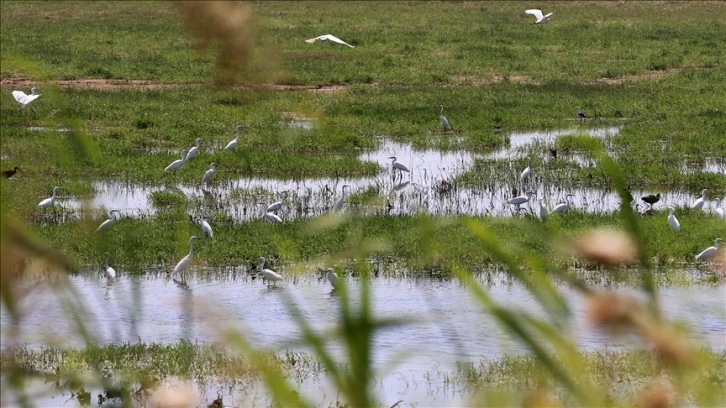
714,198 -> 725,219
224,124 -> 243,151
694,238 -> 721,262
171,236 -> 199,279
38,186 -> 61,208
96,209 -> 121,233
507,191 -> 534,209
258,202 -> 282,223
12,87 -> 41,107
439,105 -> 450,132
388,156 -> 410,180
201,162 -> 216,184
332,185 -> 350,213
667,206 -> 680,234
3,167 -> 19,179
103,252 -> 116,280
641,193 -> 661,210
520,158 -> 532,182
305,34 -> 355,48
185,138 -> 202,161
551,194 -> 574,213
326,268 -> 340,290
164,150 -> 187,173
691,189 -> 708,210
525,9 -> 553,24
257,257 -> 283,287
576,107 -> 588,122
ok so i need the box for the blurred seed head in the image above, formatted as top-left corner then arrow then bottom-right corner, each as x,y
645,325 -> 695,366
635,376 -> 677,408
148,380 -> 196,408
714,248 -> 725,277
585,290 -> 639,330
574,228 -> 638,267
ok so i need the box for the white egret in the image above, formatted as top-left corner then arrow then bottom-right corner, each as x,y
12,87 -> 41,107
201,162 -> 216,184
694,238 -> 721,262
691,189 -> 708,210
164,150 -> 187,172
388,156 -> 410,179
305,34 -> 355,48
439,105 -> 450,132
332,184 -> 350,213
520,158 -> 532,181
667,206 -> 680,234
266,191 -> 288,214
576,107 -> 588,122
257,257 -> 283,286
714,198 -> 725,219
38,186 -> 61,208
224,124 -> 243,151
641,193 -> 661,210
186,138 -> 202,161
264,212 -> 282,223
3,167 -> 19,179
102,252 -> 116,280
96,209 -> 121,233
171,236 -> 199,277
551,194 -> 574,213
538,199 -> 548,222
326,268 -> 340,289
200,211 -> 213,238
507,191 -> 534,208
525,9 -> 554,24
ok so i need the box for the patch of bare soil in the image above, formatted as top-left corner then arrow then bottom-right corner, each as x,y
589,67 -> 700,85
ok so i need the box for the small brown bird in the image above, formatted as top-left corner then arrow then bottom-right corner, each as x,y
3,167 -> 19,179
641,193 -> 661,210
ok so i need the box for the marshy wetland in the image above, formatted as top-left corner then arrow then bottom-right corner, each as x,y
1,1 -> 725,407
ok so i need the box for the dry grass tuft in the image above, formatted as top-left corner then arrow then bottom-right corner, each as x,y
574,228 -> 639,267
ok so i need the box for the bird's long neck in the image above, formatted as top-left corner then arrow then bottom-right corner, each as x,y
189,240 -> 195,256
51,189 -> 58,199
440,106 -> 444,115
104,255 -> 111,268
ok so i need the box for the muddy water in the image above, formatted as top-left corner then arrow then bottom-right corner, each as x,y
2,273 -> 724,406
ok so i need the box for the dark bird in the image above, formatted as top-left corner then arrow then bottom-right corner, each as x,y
641,193 -> 661,210
576,107 -> 588,122
549,147 -> 557,158
3,167 -> 19,179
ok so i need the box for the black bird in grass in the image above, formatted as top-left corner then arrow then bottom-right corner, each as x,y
641,193 -> 661,210
3,167 -> 19,179
576,107 -> 588,122
549,147 -> 557,159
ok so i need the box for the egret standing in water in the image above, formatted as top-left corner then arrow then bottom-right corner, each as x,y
507,191 -> 534,209
171,236 -> 199,279
185,138 -> 202,161
164,150 -> 187,173
691,189 -> 708,210
96,209 -> 121,233
12,87 -> 41,107
667,206 -> 680,234
388,156 -> 410,180
332,184 -> 350,213
714,198 -> 725,219
520,158 -> 532,182
38,186 -> 61,208
694,238 -> 721,262
102,252 -> 116,280
224,124 -> 243,151
439,105 -> 450,132
326,268 -> 340,290
257,257 -> 283,287
551,194 -> 574,213
201,162 -> 216,184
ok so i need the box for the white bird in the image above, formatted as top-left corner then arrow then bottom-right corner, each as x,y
186,138 -> 202,161
102,252 -> 116,280
525,9 -> 554,24
266,191 -> 288,214
224,124 -> 243,151
538,199 -> 548,222
264,212 -> 282,223
201,162 -> 216,184
576,106 -> 588,122
439,105 -> 450,132
200,212 -> 213,238
326,268 -> 340,289
520,158 -> 532,181
667,206 -> 680,234
714,198 -> 725,219
507,191 -> 534,208
551,194 -> 574,213
691,189 -> 708,210
96,209 -> 121,233
257,257 -> 283,287
332,184 -> 350,213
38,186 -> 60,208
305,34 -> 355,48
694,238 -> 721,262
389,156 -> 410,179
12,87 -> 41,107
171,236 -> 199,277
164,150 -> 187,172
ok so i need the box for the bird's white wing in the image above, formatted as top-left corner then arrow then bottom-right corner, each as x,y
305,34 -> 354,48
525,9 -> 544,20
543,12 -> 554,19
11,91 -> 27,104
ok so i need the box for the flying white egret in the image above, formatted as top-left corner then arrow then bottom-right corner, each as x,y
38,186 -> 61,208
332,184 -> 350,213
388,156 -> 410,179
714,198 -> 725,219
257,257 -> 283,287
12,87 -> 41,107
186,138 -> 202,161
305,34 -> 355,48
3,166 -> 19,179
694,238 -> 721,261
164,150 -> 187,172
691,189 -> 708,210
96,209 -> 121,233
201,162 -> 216,184
266,191 -> 288,214
326,268 -> 340,289
439,105 -> 450,132
525,9 -> 554,24
520,158 -> 532,181
538,199 -> 548,222
667,206 -> 680,234
551,194 -> 574,213
224,124 -> 243,151
199,210 -> 213,238
507,191 -> 534,208
576,107 -> 588,122
171,236 -> 199,278
103,252 -> 116,280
